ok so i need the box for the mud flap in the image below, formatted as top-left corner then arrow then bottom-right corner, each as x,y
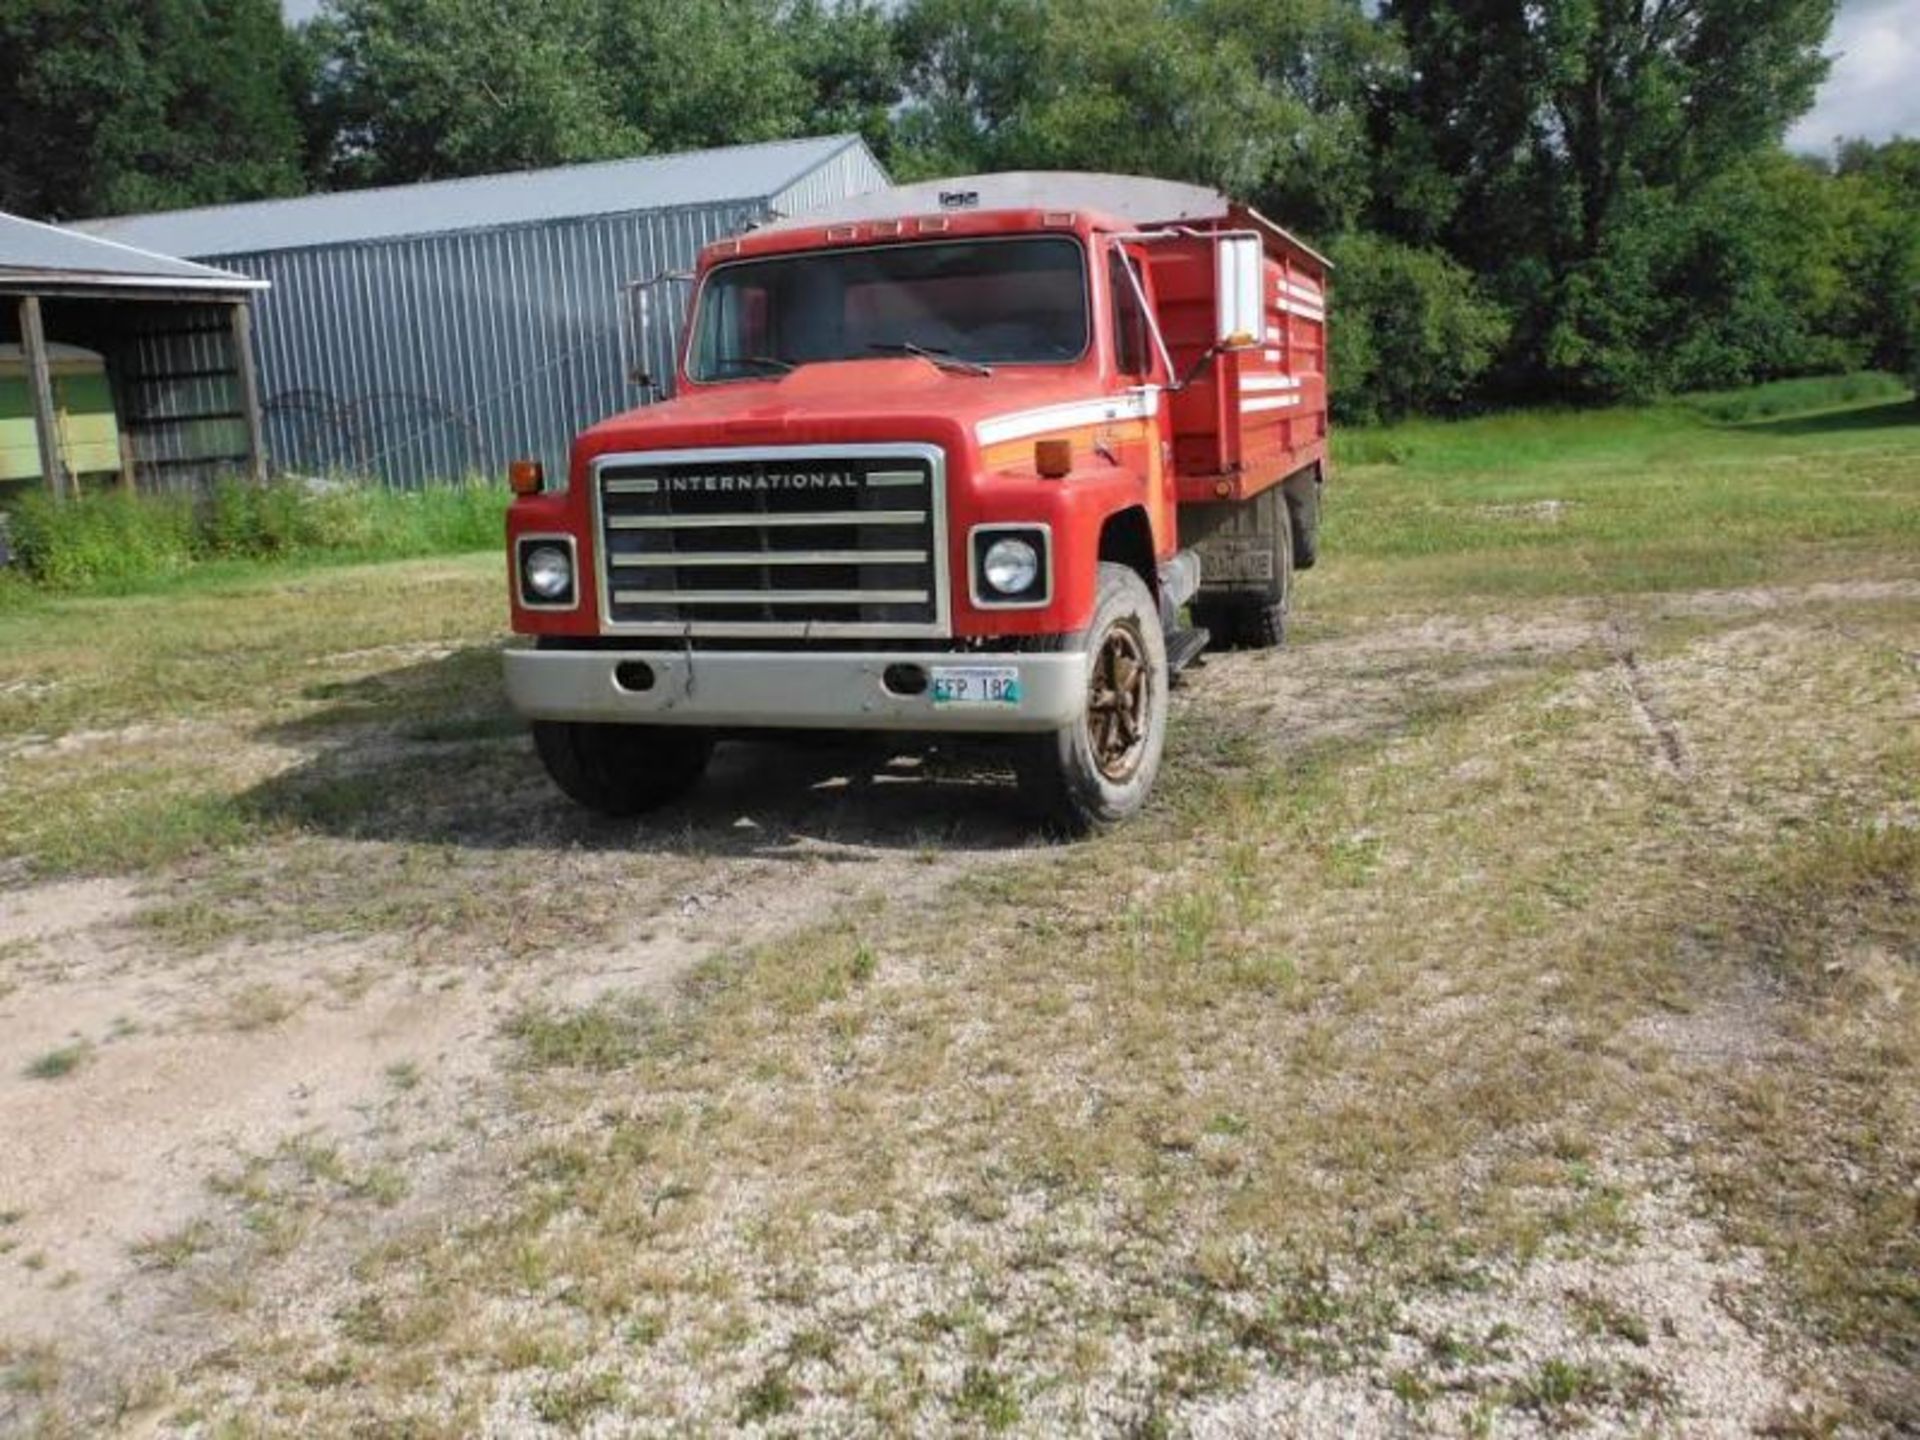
1183,484 -> 1289,606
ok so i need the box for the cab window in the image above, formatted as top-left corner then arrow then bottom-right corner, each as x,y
1109,249 -> 1153,380
690,237 -> 1089,379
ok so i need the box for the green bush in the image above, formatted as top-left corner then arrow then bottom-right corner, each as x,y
8,488 -> 197,588
1,475 -> 509,591
297,487 -> 377,552
203,476 -> 299,558
377,483 -> 512,555
1326,232 -> 1511,424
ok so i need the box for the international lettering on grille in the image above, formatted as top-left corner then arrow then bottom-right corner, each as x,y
664,471 -> 863,493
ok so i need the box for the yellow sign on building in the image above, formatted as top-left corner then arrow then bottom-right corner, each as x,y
0,343 -> 122,484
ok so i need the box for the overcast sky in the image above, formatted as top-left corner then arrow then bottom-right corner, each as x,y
1787,0 -> 1920,152
277,0 -> 1916,153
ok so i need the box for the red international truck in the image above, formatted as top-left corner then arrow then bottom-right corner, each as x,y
504,172 -> 1329,832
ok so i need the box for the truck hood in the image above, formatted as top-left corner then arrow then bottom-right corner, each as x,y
575,358 -> 1109,460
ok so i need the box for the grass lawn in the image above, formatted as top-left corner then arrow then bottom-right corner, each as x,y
1,384 -> 1916,1434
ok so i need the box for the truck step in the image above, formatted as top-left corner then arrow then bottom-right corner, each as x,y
1166,626 -> 1210,678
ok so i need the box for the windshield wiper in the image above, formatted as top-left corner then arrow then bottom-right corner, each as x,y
708,354 -> 795,376
867,342 -> 992,377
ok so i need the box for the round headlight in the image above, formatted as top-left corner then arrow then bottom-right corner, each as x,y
523,544 -> 572,600
982,536 -> 1039,596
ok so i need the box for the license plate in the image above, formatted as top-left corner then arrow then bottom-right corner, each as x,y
930,665 -> 1022,707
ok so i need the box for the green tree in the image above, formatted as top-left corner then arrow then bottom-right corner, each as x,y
996,0 -> 1296,194
599,0 -> 811,151
785,0 -> 904,159
1378,0 -> 1836,400
1832,138 -> 1920,385
309,0 -> 899,187
890,0 -> 1052,176
0,0 -> 308,219
314,0 -> 635,187
1189,0 -> 1399,233
1659,151 -> 1863,388
596,0 -> 899,155
893,0 -> 1387,233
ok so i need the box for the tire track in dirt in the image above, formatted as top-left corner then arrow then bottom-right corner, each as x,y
1607,618 -> 1694,782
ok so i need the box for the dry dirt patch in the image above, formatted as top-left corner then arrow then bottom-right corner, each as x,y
0,726 -> 1058,1426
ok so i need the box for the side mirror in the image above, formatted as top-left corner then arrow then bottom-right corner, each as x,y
1215,232 -> 1265,350
624,270 -> 694,399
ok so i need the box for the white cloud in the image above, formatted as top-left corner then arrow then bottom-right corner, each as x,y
1788,0 -> 1920,153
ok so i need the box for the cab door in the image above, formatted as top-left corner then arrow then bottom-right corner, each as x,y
1107,242 -> 1177,558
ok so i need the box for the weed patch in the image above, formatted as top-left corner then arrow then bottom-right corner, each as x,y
3,479 -> 508,593
507,994 -> 658,1072
131,1220 -> 214,1272
24,1042 -> 90,1080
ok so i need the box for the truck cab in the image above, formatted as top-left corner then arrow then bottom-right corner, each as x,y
504,172 -> 1329,832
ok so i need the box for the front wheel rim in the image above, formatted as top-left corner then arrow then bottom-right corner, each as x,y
1087,620 -> 1152,783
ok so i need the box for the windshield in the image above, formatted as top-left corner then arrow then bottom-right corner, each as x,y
688,237 -> 1089,381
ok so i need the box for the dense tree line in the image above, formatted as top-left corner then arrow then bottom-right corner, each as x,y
3,0 -> 1915,418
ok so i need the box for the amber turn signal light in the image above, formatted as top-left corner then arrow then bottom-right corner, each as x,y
508,458 -> 545,495
1034,438 -> 1072,478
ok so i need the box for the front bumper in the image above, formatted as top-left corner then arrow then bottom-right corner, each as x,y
504,647 -> 1085,733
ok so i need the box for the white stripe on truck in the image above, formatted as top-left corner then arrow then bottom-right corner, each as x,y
976,390 -> 1160,445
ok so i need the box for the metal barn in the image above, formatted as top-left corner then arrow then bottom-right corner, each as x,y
0,211 -> 268,502
78,135 -> 888,488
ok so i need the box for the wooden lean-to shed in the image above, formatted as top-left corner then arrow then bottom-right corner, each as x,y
0,209 -> 269,503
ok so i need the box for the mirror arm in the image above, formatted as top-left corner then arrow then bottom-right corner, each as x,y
1166,340 -> 1226,395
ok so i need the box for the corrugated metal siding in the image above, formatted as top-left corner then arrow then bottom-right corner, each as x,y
209,146 -> 886,488
226,201 -> 764,486
769,141 -> 890,222
105,304 -> 251,490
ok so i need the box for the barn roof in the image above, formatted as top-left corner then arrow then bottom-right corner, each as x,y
0,210 -> 264,294
75,135 -> 878,260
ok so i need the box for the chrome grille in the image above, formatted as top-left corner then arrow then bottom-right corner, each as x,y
594,445 -> 948,636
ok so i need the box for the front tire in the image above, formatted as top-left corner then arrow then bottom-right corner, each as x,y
532,721 -> 714,816
1018,563 -> 1169,835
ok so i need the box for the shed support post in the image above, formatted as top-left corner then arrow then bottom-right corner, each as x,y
18,295 -> 68,501
229,300 -> 268,484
